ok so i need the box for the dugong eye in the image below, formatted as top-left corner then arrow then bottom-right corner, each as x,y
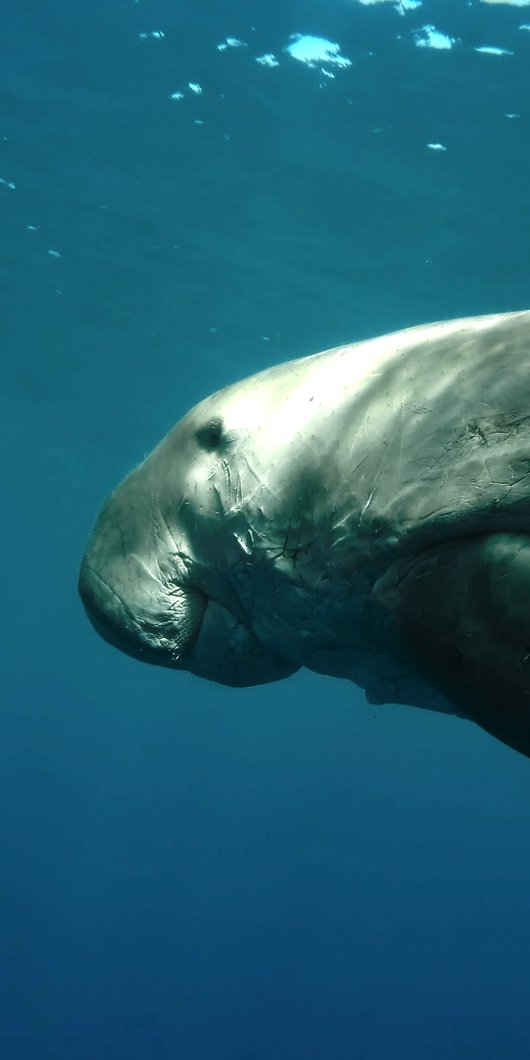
196,417 -> 224,451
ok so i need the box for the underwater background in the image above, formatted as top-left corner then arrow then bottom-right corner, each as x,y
2,0 -> 530,1056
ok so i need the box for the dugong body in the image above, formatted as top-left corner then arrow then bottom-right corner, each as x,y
80,311 -> 530,757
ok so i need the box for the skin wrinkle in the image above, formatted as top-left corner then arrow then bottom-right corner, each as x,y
155,505 -> 205,653
83,565 -> 146,639
158,505 -> 181,562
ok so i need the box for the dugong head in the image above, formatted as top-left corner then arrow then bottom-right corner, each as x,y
78,359 -> 310,687
80,311 -> 530,757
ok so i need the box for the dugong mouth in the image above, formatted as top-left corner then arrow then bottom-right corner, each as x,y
78,455 -> 297,686
78,558 -> 298,687
78,560 -> 207,669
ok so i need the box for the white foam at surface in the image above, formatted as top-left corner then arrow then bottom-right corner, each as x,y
286,35 -> 352,69
414,26 -> 456,49
256,54 -> 279,67
474,45 -> 514,54
139,31 -> 165,40
427,142 -> 447,151
217,38 -> 246,51
395,0 -> 423,11
355,0 -> 423,9
0,177 -> 16,189
481,0 -> 530,6
170,84 -> 204,102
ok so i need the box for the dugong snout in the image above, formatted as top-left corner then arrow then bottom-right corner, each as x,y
78,478 -> 298,686
78,553 -> 208,668
78,475 -> 209,668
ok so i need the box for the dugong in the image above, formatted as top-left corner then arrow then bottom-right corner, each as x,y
79,311 -> 530,758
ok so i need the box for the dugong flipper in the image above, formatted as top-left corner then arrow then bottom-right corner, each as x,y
79,310 -> 530,758
374,534 -> 530,758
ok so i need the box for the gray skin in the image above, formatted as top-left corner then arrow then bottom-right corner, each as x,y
79,310 -> 530,758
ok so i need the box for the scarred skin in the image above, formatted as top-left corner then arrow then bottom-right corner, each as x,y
79,310 -> 530,758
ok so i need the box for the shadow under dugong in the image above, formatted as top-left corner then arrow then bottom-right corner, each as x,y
79,310 -> 530,759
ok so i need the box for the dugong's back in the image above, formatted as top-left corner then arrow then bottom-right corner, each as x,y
79,310 -> 530,759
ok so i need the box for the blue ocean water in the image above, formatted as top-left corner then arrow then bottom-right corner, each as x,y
2,1 -> 530,1056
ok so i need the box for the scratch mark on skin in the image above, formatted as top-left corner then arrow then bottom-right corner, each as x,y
242,455 -> 261,486
158,504 -> 180,556
265,505 -> 318,570
224,460 -> 233,501
212,484 -> 225,516
401,401 -> 433,415
221,459 -> 244,512
467,420 -> 488,445
359,483 -> 377,523
349,454 -> 370,481
225,471 -> 244,515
